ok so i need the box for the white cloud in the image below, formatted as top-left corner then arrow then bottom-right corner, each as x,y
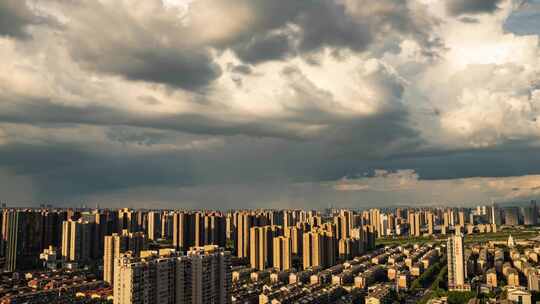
408,0 -> 540,148
332,169 -> 540,205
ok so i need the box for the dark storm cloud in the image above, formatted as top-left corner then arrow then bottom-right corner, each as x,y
0,113 -> 418,202
294,1 -> 372,54
5,118 -> 540,207
209,0 -> 375,58
55,0 -> 442,90
68,40 -> 221,92
0,0 -> 42,38
324,110 -> 423,161
446,0 -> 504,16
87,49 -> 221,91
59,0 -> 303,89
231,32 -> 293,63
0,141 -> 196,200
297,1 -> 443,58
223,0 -> 442,63
376,137 -> 540,180
62,1 -> 222,91
0,95 -> 333,141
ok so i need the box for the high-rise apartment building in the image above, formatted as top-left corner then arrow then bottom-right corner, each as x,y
170,212 -> 228,250
407,211 -> 414,237
173,212 -> 195,251
184,246 -> 232,304
334,214 -> 350,240
379,214 -> 390,237
338,237 -> 361,260
40,210 -> 67,250
283,211 -> 293,228
113,245 -> 231,304
249,225 -> 282,270
114,251 -> 179,304
490,203 -> 501,227
3,210 -> 44,271
407,211 -> 421,237
161,212 -> 173,240
236,213 -> 253,259
458,210 -> 465,227
504,207 -> 519,226
426,211 -> 434,235
147,211 -> 161,241
103,229 -> 147,285
369,209 -> 381,238
194,212 -> 205,247
272,236 -> 292,271
202,213 -> 226,248
442,210 -> 450,235
524,201 -> 538,226
225,213 -> 234,243
94,211 -> 112,259
250,226 -> 269,270
62,219 -> 92,262
118,208 -> 137,233
447,230 -> 467,290
302,230 -> 336,270
284,226 -> 303,257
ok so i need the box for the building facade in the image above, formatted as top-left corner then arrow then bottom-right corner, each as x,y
114,245 -> 231,304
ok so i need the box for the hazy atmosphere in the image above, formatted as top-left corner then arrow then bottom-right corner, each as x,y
1,0 -> 540,208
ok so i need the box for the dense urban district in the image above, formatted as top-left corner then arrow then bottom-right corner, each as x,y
1,202 -> 540,304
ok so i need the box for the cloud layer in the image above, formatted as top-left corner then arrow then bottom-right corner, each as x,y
0,0 -> 539,208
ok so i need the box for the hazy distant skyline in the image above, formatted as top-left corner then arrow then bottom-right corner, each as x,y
1,0 -> 540,209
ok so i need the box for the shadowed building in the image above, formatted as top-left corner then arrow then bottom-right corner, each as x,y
103,229 -> 147,285
273,236 -> 292,271
3,210 -> 44,271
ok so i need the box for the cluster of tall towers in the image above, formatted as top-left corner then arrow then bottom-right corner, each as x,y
1,208 -> 109,271
370,205 -> 502,238
0,208 -> 382,273
1,203 -> 537,304
0,207 -> 491,270
0,204 -> 512,274
233,209 -> 379,271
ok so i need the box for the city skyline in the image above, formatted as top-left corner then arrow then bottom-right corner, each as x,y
1,204 -> 539,303
1,0 -> 540,209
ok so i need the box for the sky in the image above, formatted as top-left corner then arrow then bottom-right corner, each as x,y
0,0 -> 540,209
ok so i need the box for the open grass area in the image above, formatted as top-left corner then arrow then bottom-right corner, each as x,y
376,228 -> 539,246
376,236 -> 438,246
464,230 -> 537,243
